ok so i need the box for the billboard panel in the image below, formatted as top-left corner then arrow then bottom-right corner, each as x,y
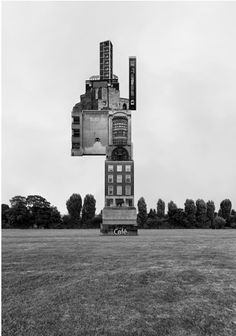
82,111 -> 109,155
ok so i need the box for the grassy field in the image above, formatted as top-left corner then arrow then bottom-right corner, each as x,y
2,229 -> 236,336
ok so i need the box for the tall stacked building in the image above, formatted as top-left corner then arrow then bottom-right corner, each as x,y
71,41 -> 137,235
99,40 -> 113,80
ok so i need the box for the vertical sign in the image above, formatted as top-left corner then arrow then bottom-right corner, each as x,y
129,57 -> 136,110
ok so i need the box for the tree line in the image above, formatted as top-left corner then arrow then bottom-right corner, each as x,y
137,197 -> 236,229
1,194 -> 101,229
2,195 -> 236,229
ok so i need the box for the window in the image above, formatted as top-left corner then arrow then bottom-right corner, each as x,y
112,117 -> 128,146
73,129 -> 80,137
126,199 -> 133,207
125,165 -> 131,172
117,165 -> 122,172
98,88 -> 102,99
108,186 -> 113,195
108,175 -> 113,183
117,175 -> 122,183
72,143 -> 80,149
125,175 -> 131,183
108,165 -> 113,172
116,199 -> 124,207
73,116 -> 80,124
125,185 -> 131,196
117,186 -> 122,195
106,198 -> 113,206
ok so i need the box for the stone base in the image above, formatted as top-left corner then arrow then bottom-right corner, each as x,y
100,224 -> 138,235
101,207 -> 138,235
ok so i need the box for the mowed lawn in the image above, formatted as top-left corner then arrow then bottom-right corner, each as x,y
2,230 -> 236,336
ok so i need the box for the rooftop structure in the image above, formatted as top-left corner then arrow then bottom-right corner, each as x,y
100,40 -> 113,80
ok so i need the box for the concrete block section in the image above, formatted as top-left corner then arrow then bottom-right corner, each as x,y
101,207 -> 138,235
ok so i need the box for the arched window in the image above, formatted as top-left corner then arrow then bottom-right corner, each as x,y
123,103 -> 127,110
112,116 -> 128,145
111,147 -> 129,161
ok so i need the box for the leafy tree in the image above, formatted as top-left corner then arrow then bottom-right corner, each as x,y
157,199 -> 165,218
214,216 -> 226,229
1,204 -> 10,228
196,199 -> 207,228
88,214 -> 102,229
218,208 -> 223,217
49,206 -> 62,229
81,194 -> 96,227
146,209 -> 157,228
148,208 -> 156,219
231,209 -> 236,217
66,194 -> 82,222
26,195 -> 51,228
167,201 -> 187,227
26,195 -> 51,209
145,217 -> 157,229
10,196 -> 27,208
167,201 -> 177,217
137,197 -> 148,228
229,209 -> 236,228
172,208 -> 185,227
167,201 -> 184,227
206,200 -> 215,228
8,196 -> 30,228
62,214 -> 73,229
184,199 -> 197,228
219,199 -> 232,226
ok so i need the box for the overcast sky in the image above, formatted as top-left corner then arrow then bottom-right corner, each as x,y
2,1 -> 236,215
